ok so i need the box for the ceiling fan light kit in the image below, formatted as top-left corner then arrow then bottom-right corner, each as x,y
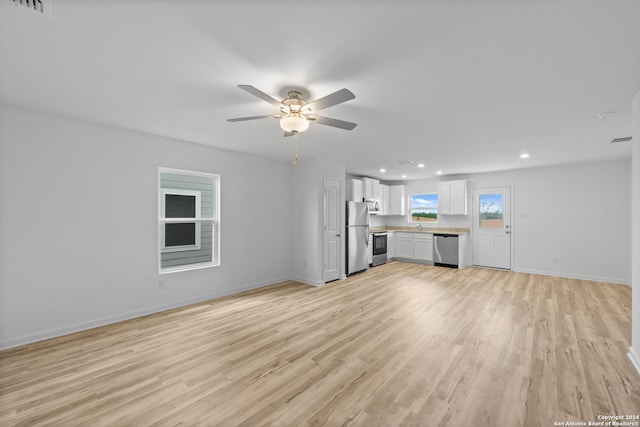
227,85 -> 357,137
280,113 -> 309,133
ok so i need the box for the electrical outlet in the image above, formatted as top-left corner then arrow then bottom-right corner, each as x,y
159,280 -> 166,290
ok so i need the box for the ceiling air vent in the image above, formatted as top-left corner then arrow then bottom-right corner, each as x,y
7,0 -> 52,17
610,137 -> 632,144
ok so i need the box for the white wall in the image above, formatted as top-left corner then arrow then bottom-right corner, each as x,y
290,159 -> 321,285
380,161 -> 631,284
0,104 -> 292,349
290,158 -> 345,285
630,90 -> 640,373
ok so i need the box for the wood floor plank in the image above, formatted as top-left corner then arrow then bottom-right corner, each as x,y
1,263 -> 639,426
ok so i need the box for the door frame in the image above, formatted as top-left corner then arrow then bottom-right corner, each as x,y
471,185 -> 513,270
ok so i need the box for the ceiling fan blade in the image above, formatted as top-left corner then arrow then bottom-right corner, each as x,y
306,88 -> 355,112
237,85 -> 283,108
311,115 -> 357,131
226,115 -> 279,122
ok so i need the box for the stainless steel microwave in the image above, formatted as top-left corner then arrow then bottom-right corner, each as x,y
364,198 -> 380,214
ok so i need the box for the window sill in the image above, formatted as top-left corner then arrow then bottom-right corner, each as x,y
159,261 -> 219,275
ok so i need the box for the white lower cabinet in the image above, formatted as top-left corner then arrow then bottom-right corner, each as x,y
413,234 -> 433,262
387,232 -> 395,258
388,230 -> 467,269
392,232 -> 433,263
394,233 -> 414,259
458,234 -> 469,269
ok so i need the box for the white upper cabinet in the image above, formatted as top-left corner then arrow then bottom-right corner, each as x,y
389,185 -> 406,216
351,178 -> 404,216
347,178 -> 364,202
450,180 -> 467,215
437,179 -> 467,215
380,184 -> 390,215
437,181 -> 452,215
363,177 -> 380,198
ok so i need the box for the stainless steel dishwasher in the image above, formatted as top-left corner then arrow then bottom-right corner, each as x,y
433,234 -> 458,268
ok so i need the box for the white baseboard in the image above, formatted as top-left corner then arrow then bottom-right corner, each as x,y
290,275 -> 324,287
511,267 -> 631,286
0,276 -> 290,351
629,347 -> 640,375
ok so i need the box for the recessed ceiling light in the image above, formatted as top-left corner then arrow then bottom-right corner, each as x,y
519,153 -> 530,159
417,163 -> 425,168
402,174 -> 407,179
380,168 -> 387,173
436,170 -> 443,175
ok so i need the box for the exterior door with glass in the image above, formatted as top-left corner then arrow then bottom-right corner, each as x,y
472,187 -> 511,269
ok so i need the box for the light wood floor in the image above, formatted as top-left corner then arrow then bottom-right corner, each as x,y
1,263 -> 638,426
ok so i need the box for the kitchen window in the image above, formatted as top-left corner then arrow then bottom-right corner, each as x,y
159,168 -> 219,273
409,193 -> 438,223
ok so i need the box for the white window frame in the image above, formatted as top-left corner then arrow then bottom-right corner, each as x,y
408,192 -> 439,224
160,188 -> 202,252
158,168 -> 220,274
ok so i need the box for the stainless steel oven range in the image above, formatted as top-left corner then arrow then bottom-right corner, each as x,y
371,232 -> 387,266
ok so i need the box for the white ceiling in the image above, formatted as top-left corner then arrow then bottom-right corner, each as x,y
1,0 -> 639,180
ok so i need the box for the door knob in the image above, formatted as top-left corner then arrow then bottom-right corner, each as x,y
505,231 -> 510,234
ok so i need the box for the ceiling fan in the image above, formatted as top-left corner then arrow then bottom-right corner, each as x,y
227,85 -> 357,136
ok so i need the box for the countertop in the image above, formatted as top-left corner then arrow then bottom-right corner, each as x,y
370,226 -> 470,235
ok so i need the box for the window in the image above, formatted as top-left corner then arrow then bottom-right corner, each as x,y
478,193 -> 503,229
161,189 -> 201,252
409,193 -> 438,222
159,168 -> 219,273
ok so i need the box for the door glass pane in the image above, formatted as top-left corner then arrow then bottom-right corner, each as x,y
479,194 -> 503,229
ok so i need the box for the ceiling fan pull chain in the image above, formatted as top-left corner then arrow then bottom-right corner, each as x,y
292,133 -> 299,167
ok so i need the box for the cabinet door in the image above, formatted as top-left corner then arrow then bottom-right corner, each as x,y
395,234 -> 414,259
381,184 -> 390,215
387,233 -> 395,258
352,179 -> 364,202
450,180 -> 467,215
414,237 -> 433,262
457,234 -> 468,268
437,181 -> 451,215
389,185 -> 406,215
363,178 -> 380,198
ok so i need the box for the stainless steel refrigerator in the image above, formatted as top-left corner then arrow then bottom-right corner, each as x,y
346,201 -> 370,275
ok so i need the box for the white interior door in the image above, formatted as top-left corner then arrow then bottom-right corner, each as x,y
323,178 -> 341,282
472,187 -> 511,269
